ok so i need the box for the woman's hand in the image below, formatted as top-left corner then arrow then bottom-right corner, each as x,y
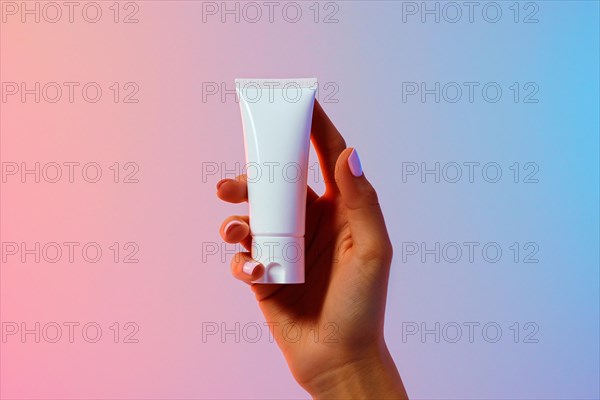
216,101 -> 408,399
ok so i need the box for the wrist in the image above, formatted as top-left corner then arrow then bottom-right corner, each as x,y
304,340 -> 408,399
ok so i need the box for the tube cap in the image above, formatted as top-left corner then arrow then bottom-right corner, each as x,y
251,236 -> 305,284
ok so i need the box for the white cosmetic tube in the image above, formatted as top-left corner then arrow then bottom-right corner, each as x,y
235,78 -> 317,284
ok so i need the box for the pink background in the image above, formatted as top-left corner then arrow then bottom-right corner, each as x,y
1,1 -> 599,399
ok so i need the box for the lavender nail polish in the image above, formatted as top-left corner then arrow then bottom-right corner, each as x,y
347,149 -> 363,177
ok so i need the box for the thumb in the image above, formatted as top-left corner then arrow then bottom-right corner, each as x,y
334,148 -> 393,261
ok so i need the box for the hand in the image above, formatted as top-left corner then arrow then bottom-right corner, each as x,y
216,101 -> 408,399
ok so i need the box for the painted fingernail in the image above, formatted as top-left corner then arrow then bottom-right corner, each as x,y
224,220 -> 243,235
242,260 -> 260,276
216,179 -> 229,190
348,148 -> 363,177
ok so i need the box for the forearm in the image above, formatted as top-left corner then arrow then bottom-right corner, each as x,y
306,342 -> 408,400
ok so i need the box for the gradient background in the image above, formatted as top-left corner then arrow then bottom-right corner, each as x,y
1,1 -> 598,399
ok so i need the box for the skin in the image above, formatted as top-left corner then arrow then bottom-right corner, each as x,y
216,101 -> 408,399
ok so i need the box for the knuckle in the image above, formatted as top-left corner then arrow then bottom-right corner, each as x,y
387,241 -> 395,261
356,240 -> 393,266
362,185 -> 380,206
326,137 -> 347,158
332,136 -> 347,152
230,258 -> 238,275
230,252 -> 245,271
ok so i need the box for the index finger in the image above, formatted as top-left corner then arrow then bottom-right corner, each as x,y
216,174 -> 248,203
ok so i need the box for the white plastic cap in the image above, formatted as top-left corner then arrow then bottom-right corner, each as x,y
251,236 -> 305,284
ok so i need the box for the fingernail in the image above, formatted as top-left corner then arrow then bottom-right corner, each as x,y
242,260 -> 260,276
347,148 -> 363,177
224,220 -> 243,235
216,179 -> 229,190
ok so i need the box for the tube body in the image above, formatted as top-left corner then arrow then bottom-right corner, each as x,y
236,78 -> 317,284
